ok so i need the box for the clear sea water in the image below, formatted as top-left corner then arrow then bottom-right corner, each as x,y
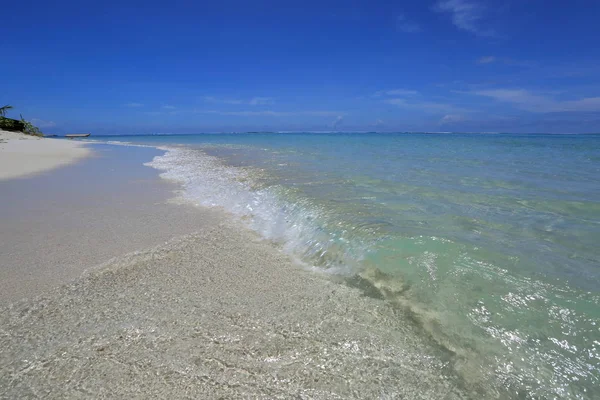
96,132 -> 600,398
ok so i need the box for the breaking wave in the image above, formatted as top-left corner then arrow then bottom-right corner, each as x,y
146,146 -> 370,275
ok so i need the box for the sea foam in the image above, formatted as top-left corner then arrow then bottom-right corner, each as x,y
146,146 -> 368,275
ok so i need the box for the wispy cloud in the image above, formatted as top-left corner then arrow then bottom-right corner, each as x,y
125,102 -> 144,108
396,14 -> 422,33
374,119 -> 385,128
202,96 -> 243,105
162,105 -> 176,110
470,89 -> 600,113
198,110 -> 342,117
376,86 -> 468,114
475,56 -> 535,67
385,98 -> 469,114
248,97 -> 274,105
433,0 -> 495,37
332,115 -> 344,129
202,96 -> 275,106
477,56 -> 496,64
440,114 -> 466,124
374,88 -> 419,97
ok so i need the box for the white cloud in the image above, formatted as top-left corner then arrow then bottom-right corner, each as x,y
440,114 -> 465,124
397,14 -> 422,33
477,56 -> 496,64
475,56 -> 535,67
471,89 -> 552,112
561,97 -> 600,112
125,102 -> 144,108
374,119 -> 385,127
332,115 -> 344,129
202,96 -> 243,105
385,98 -> 469,113
162,105 -> 176,110
376,87 -> 467,114
471,89 -> 600,113
203,96 -> 274,106
374,89 -> 419,97
248,97 -> 274,105
30,118 -> 56,128
198,110 -> 342,117
433,0 -> 495,37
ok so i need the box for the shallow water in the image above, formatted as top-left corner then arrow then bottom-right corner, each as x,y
0,226 -> 472,399
98,132 -> 600,398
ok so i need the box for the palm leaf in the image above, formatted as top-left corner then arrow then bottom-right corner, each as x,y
0,105 -> 14,117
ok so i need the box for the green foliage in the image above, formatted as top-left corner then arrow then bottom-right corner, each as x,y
0,116 -> 25,132
0,105 -> 13,117
0,105 -> 43,136
20,114 -> 44,137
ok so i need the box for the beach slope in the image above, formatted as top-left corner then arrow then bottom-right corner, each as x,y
0,141 -> 471,398
0,130 -> 90,180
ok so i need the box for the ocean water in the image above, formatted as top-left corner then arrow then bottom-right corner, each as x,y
98,132 -> 600,398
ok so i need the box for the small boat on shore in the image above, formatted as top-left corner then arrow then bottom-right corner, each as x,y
65,133 -> 91,138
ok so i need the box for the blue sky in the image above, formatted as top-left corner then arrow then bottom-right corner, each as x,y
2,0 -> 600,133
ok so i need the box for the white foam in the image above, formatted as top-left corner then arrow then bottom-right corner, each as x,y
146,147 -> 366,274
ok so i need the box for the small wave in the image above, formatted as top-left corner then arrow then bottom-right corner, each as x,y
145,147 -> 370,274
105,140 -> 158,149
80,138 -> 160,149
144,146 -> 523,395
143,144 -> 600,399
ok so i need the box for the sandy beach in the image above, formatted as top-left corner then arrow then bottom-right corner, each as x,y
4,0 -> 600,397
0,140 -> 472,398
0,143 -> 226,303
0,130 -> 90,180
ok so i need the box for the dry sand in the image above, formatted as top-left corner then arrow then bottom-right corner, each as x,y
0,130 -> 90,180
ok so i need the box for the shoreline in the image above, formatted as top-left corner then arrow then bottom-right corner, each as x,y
5,135 -> 592,398
0,143 -> 224,304
0,139 -> 472,398
0,130 -> 91,180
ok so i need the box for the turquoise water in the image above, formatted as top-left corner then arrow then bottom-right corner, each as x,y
98,133 -> 600,398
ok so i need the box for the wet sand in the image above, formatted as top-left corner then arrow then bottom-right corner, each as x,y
0,143 -> 469,398
0,222 -> 468,399
0,144 -> 222,304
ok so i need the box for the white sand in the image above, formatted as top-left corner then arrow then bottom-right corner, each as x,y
0,143 -> 222,303
0,130 -> 90,180
0,223 -> 469,399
